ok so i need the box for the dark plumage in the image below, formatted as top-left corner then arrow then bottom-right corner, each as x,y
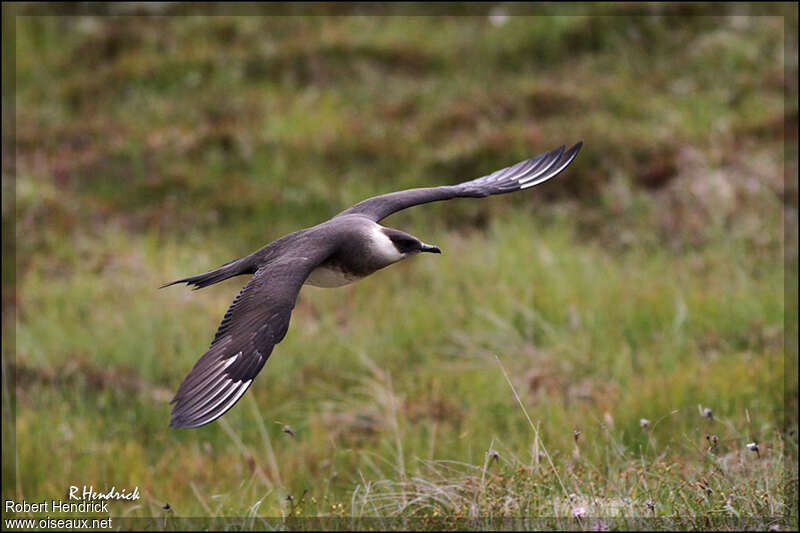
163,142 -> 582,428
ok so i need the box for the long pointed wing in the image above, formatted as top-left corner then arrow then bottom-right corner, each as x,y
169,251 -> 327,429
336,142 -> 582,223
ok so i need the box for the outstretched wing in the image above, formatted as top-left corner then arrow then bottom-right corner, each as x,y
170,252 -> 325,429
337,142 -> 582,223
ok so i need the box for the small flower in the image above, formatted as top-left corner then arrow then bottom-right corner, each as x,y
162,502 -> 171,511
746,442 -> 760,457
702,407 -> 713,419
640,418 -> 650,429
283,425 -> 295,437
645,499 -> 655,513
697,478 -> 712,495
573,429 -> 581,442
489,450 -> 500,462
572,506 -> 586,519
488,7 -> 508,27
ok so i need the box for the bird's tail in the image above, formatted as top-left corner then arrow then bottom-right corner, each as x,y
160,255 -> 257,290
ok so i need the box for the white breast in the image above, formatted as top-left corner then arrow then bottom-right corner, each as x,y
305,265 -> 359,288
305,223 -> 403,288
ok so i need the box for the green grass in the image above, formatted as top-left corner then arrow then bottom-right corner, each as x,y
5,7 -> 797,530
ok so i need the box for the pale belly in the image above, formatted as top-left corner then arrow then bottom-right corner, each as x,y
305,265 -> 361,288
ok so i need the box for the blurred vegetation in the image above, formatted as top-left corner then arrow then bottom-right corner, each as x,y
4,4 -> 798,529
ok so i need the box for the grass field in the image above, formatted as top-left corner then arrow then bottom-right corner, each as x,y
4,5 -> 798,530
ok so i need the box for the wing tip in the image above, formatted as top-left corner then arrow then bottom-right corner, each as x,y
169,378 -> 253,429
169,406 -> 211,429
169,414 -> 207,429
544,144 -> 566,163
518,141 -> 583,189
563,140 -> 583,166
550,141 -> 582,160
169,418 -> 203,429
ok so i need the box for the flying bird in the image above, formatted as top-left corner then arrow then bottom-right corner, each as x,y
163,142 -> 583,428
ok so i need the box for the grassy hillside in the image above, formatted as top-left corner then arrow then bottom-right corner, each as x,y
5,5 -> 797,530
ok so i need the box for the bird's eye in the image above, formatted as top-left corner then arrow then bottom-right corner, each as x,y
392,237 -> 417,253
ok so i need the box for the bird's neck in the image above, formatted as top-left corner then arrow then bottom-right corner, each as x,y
369,226 -> 405,265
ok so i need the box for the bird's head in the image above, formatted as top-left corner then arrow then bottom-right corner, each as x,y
381,228 -> 441,258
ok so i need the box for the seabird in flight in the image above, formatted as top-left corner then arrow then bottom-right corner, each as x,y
163,142 -> 583,428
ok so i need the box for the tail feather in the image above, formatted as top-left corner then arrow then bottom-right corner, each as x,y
160,256 -> 257,290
